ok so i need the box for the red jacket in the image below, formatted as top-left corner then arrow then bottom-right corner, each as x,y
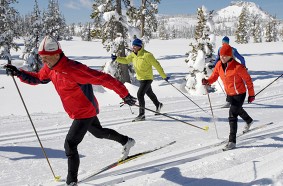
208,59 -> 255,96
18,55 -> 129,119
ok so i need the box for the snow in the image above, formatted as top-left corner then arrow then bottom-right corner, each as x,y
215,1 -> 272,22
0,37 -> 283,186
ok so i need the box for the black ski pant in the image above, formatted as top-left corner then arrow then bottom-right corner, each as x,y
137,80 -> 160,115
227,93 -> 253,143
64,116 -> 128,184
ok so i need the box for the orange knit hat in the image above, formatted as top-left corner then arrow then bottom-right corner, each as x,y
220,43 -> 232,56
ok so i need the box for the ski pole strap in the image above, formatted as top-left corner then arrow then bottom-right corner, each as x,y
134,104 -> 209,131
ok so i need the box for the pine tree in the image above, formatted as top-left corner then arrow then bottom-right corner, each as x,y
81,22 -> 92,41
265,18 -> 279,42
271,18 -> 279,42
127,0 -> 160,40
265,19 -> 273,42
235,6 -> 249,44
280,27 -> 283,41
250,14 -> 262,43
90,0 -> 138,83
0,0 -> 20,64
42,0 -> 67,40
158,20 -> 168,40
169,26 -> 177,39
184,7 -> 215,95
20,0 -> 43,72
69,23 -> 76,36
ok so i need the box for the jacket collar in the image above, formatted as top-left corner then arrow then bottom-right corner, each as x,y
134,46 -> 145,56
50,54 -> 68,72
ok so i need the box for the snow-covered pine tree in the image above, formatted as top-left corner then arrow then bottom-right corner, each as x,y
158,20 -> 168,40
265,19 -> 273,42
271,18 -> 279,42
42,0 -> 68,40
184,7 -> 215,95
20,0 -> 43,72
143,0 -> 159,39
81,22 -> 92,41
69,23 -> 76,37
280,27 -> 283,41
235,6 -> 250,44
76,22 -> 84,37
91,0 -> 139,83
63,25 -> 73,40
127,0 -> 160,41
265,18 -> 279,42
250,13 -> 262,43
0,0 -> 20,64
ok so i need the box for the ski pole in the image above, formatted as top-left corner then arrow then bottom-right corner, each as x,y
129,105 -> 134,114
119,101 -> 135,114
205,85 -> 219,139
165,80 -> 209,115
134,104 -> 209,131
217,80 -> 226,95
255,73 -> 283,97
10,76 -> 61,181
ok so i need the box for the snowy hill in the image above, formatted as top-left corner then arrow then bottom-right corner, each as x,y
157,1 -> 278,35
214,1 -> 273,23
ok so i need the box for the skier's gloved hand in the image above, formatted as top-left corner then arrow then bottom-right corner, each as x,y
208,64 -> 215,69
123,94 -> 137,106
248,96 -> 255,103
111,54 -> 117,61
202,78 -> 209,85
4,64 -> 21,76
164,76 -> 170,82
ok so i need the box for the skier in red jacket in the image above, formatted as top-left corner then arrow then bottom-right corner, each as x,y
5,35 -> 136,186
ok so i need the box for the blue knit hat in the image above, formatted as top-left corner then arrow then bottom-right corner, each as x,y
222,36 -> 230,44
132,38 -> 143,47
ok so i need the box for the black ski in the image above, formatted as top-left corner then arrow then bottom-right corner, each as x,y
79,141 -> 176,183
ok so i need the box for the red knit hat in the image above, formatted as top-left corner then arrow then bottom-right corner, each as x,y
38,35 -> 62,55
220,43 -> 232,56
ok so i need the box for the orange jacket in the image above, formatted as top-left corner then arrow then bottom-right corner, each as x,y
208,59 -> 255,96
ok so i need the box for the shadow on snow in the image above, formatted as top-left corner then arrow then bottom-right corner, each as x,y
161,167 -> 273,186
0,146 -> 81,160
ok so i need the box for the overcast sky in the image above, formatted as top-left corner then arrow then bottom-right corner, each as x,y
12,0 -> 283,24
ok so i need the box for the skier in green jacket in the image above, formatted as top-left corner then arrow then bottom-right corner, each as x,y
112,38 -> 169,121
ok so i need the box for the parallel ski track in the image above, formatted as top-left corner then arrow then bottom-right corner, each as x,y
81,124 -> 283,185
0,92 -> 282,145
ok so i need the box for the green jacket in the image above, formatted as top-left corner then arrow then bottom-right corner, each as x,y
116,48 -> 167,80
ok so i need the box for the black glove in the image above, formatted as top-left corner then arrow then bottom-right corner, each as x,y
111,54 -> 117,61
4,64 -> 20,76
248,96 -> 255,103
164,76 -> 170,82
208,64 -> 215,69
202,78 -> 209,85
123,94 -> 137,106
